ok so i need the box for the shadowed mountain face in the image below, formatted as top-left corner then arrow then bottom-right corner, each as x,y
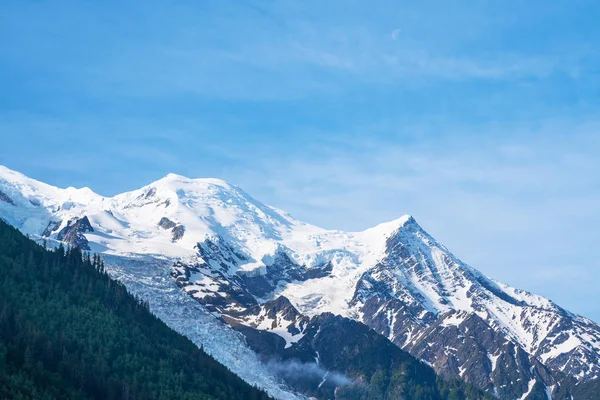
2,164 -> 600,400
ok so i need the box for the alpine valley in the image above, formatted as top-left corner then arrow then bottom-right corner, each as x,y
1,164 -> 599,400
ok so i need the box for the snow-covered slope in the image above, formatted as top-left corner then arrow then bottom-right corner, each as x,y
2,164 -> 599,399
348,217 -> 600,398
0,166 -> 397,316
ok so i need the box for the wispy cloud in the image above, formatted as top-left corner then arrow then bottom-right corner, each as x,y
266,359 -> 353,387
7,1 -> 579,101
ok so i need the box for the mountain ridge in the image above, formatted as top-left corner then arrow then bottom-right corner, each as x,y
1,164 -> 599,400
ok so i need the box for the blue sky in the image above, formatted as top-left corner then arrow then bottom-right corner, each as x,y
2,1 -> 600,321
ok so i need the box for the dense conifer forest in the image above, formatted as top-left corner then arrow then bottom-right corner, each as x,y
0,220 -> 270,400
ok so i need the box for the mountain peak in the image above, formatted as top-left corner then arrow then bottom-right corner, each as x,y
361,214 -> 415,236
159,173 -> 230,186
0,165 -> 103,205
163,172 -> 187,180
151,173 -> 233,193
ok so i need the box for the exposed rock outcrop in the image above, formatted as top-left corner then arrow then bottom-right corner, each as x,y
42,220 -> 62,237
158,217 -> 185,242
56,216 -> 94,250
158,217 -> 177,230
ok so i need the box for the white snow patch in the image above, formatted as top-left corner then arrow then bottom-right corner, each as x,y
487,352 -> 500,372
540,335 -> 581,363
520,379 -> 536,400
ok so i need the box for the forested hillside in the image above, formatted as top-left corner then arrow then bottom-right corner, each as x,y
0,220 -> 270,400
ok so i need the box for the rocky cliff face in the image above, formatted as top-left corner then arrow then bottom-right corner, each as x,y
55,216 -> 94,250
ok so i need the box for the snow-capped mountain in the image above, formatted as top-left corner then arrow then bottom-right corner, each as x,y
1,164 -> 599,399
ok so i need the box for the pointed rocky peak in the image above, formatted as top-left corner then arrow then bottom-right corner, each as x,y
358,215 -> 430,254
398,215 -> 420,230
378,214 -> 442,255
56,216 -> 94,250
263,296 -> 302,319
362,214 -> 415,236
388,215 -> 428,236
